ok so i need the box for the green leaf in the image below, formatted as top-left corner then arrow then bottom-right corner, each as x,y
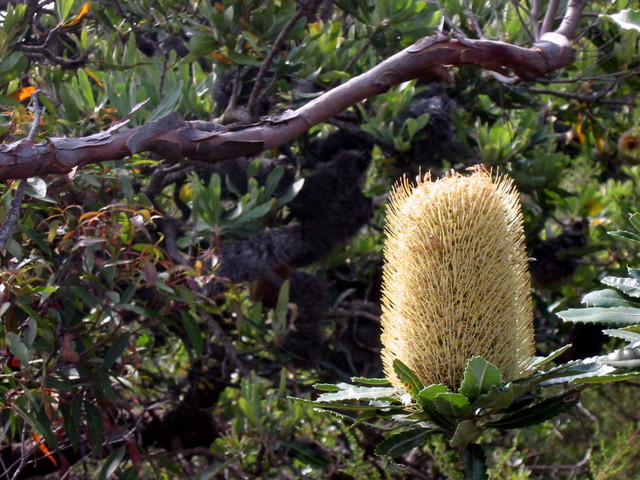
85,401 -> 105,456
601,276 -> 640,298
557,306 -> 640,326
451,420 -> 482,448
472,384 -> 514,411
26,177 -> 47,198
609,230 -> 640,244
599,345 -> 640,369
56,0 -> 75,23
393,359 -> 424,398
487,394 -> 578,429
99,445 -> 126,480
148,80 -> 184,122
570,372 -> 640,384
375,428 -> 430,457
351,377 -> 391,386
463,443 -> 488,480
459,356 -> 503,401
102,333 -> 130,371
630,212 -> 640,232
602,328 -> 640,342
181,311 -> 204,357
434,393 -> 473,417
313,383 -> 342,392
521,344 -> 573,371
418,384 -> 451,404
582,289 -> 640,308
6,332 -> 29,366
315,383 -> 398,403
608,9 -> 640,31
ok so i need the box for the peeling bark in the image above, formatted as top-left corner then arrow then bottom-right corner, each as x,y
0,33 -> 577,181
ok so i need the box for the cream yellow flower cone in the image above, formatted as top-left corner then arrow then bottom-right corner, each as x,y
380,167 -> 534,391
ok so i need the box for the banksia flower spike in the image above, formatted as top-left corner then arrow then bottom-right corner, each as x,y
380,167 -> 534,391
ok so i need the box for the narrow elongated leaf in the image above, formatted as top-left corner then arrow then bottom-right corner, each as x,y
180,311 -> 203,357
599,346 -> 640,369
582,289 -> 640,308
459,356 -> 502,401
602,328 -> 640,342
313,383 -> 341,392
375,428 -> 430,457
102,333 -> 130,371
98,445 -> 125,480
521,344 -> 573,371
315,384 -> 398,402
351,377 -> 391,386
148,80 -> 184,121
393,359 -> 424,398
609,230 -> 640,244
570,372 -> 640,383
6,332 -> 29,366
601,276 -> 640,297
85,402 -> 104,455
557,306 -> 640,325
608,9 -> 640,31
487,394 -> 578,429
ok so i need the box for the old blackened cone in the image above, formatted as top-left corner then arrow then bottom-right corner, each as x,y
380,168 -> 534,391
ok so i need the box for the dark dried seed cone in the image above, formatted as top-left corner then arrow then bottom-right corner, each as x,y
380,168 -> 534,391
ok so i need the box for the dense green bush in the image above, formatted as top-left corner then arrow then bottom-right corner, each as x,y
1,0 -> 640,478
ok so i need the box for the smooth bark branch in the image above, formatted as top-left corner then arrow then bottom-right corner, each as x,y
0,32 -> 578,181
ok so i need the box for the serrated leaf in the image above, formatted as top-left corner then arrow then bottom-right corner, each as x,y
313,383 -> 342,392
608,9 -> 640,31
599,346 -> 640,369
315,383 -> 398,403
393,359 -> 424,398
434,393 -> 473,417
570,372 -> 640,383
521,344 -> 573,371
351,377 -> 391,386
459,356 -> 502,401
375,428 -> 430,457
602,276 -> 640,297
557,306 -> 640,325
472,384 -> 514,411
609,230 -> 640,244
487,394 -> 578,429
602,328 -> 640,342
418,384 -> 451,404
582,289 -> 640,308
450,420 -> 482,448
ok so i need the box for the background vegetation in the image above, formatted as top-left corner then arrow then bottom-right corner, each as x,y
1,0 -> 639,478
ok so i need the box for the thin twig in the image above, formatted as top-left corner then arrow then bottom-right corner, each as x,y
247,2 -> 308,118
0,90 -> 44,249
526,84 -> 632,106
